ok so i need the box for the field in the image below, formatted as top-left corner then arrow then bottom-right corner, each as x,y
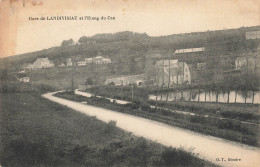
0,92 -> 216,167
55,91 -> 260,147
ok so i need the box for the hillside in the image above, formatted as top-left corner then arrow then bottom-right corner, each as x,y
0,26 -> 259,92
1,26 -> 259,70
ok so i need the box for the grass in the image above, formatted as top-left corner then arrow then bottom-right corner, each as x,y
0,92 -> 215,167
55,91 -> 260,147
87,85 -> 149,101
149,100 -> 260,123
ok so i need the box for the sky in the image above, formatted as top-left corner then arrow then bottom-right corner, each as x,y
0,0 -> 259,58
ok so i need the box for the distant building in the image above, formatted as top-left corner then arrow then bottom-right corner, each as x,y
155,59 -> 191,86
85,58 -> 93,64
15,74 -> 30,83
92,56 -> 112,65
78,61 -> 87,66
19,77 -> 30,83
175,47 -> 205,54
235,57 -> 256,71
32,58 -> 54,69
105,74 -> 145,86
18,70 -> 25,73
246,31 -> 260,40
102,58 -> 112,64
93,56 -> 103,64
66,58 -> 73,66
58,63 -> 65,67
26,64 -> 34,70
197,62 -> 206,70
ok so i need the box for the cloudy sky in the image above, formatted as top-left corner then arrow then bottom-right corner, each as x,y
0,0 -> 259,58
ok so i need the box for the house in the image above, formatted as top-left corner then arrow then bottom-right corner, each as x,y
197,62 -> 206,70
154,59 -> 191,87
175,47 -> 205,54
32,58 -> 54,69
19,77 -> 30,83
102,58 -> 112,64
78,61 -> 87,66
246,31 -> 260,40
92,56 -> 112,65
105,74 -> 145,86
66,58 -> 73,66
15,74 -> 30,83
235,57 -> 256,71
58,63 -> 65,67
85,58 -> 93,64
18,70 -> 25,73
26,64 -> 34,70
93,56 -> 103,64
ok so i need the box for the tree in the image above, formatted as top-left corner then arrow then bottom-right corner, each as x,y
78,36 -> 88,44
129,57 -> 136,74
85,77 -> 94,85
61,39 -> 74,47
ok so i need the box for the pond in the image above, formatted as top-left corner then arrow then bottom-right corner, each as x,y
149,89 -> 260,104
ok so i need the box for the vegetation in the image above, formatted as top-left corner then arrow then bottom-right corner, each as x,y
61,39 -> 74,47
55,91 -> 260,147
0,92 -> 216,167
86,85 -> 259,122
87,85 -> 150,101
1,26 -> 259,74
149,100 -> 259,123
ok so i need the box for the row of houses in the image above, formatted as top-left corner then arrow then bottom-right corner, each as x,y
25,56 -> 112,70
77,56 -> 112,66
104,55 -> 258,88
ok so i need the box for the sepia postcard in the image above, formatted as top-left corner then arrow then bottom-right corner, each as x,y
0,0 -> 260,167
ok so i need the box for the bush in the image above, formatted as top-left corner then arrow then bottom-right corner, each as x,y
161,147 -> 203,166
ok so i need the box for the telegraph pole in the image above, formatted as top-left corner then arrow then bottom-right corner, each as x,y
131,85 -> 134,101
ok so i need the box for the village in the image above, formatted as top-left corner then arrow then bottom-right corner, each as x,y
1,26 -> 260,167
14,30 -> 259,94
2,0 -> 260,166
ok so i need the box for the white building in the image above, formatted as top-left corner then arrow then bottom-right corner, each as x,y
19,77 -> 30,83
105,74 -> 145,86
102,58 -> 112,64
246,31 -> 260,40
155,59 -> 191,86
26,64 -> 34,70
66,58 -> 73,66
78,61 -> 87,66
32,58 -> 54,69
175,47 -> 205,54
15,74 -> 30,83
58,63 -> 65,67
85,58 -> 93,64
92,56 -> 112,65
235,57 -> 256,71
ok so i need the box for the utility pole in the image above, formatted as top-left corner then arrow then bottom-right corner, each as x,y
161,59 -> 165,100
131,85 -> 134,101
168,56 -> 171,88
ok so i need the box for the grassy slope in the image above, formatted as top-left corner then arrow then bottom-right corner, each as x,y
0,92 -> 215,167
